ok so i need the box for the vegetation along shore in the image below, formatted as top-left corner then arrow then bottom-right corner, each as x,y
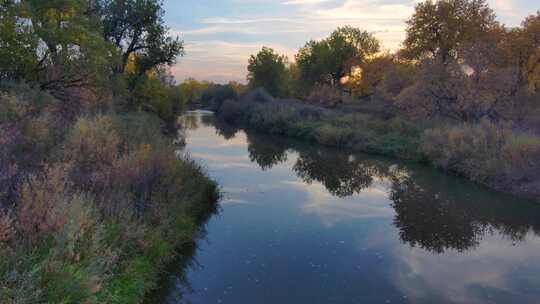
0,1 -> 218,303
200,1 -> 540,201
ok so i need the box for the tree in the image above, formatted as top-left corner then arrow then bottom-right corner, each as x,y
0,1 -> 38,82
379,59 -> 417,98
247,46 -> 289,97
527,48 -> 540,92
402,0 -> 498,63
178,78 -> 211,104
96,0 -> 184,76
295,26 -> 380,90
0,0 -> 112,99
397,58 -> 522,122
343,53 -> 395,97
497,12 -> 540,88
521,12 -> 540,92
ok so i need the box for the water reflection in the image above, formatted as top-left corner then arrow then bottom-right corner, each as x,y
209,116 -> 540,254
390,175 -> 540,253
158,112 -> 540,304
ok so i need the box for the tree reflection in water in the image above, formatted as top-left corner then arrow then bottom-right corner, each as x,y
389,172 -> 540,253
210,116 -> 540,254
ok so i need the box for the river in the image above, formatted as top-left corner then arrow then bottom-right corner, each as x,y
149,111 -> 540,304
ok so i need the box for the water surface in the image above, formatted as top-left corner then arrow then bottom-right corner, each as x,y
152,111 -> 540,304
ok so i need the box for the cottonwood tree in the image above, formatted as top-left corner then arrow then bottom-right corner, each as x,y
521,12 -> 540,92
0,1 -> 38,82
344,54 -> 395,97
0,0 -> 112,100
95,0 -> 184,76
402,0 -> 498,64
247,46 -> 289,97
527,48 -> 540,92
296,26 -> 380,89
397,56 -> 523,122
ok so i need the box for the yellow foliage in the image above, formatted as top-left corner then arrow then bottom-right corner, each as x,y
344,54 -> 394,97
124,53 -> 138,75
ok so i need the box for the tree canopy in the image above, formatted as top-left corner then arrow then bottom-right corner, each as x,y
402,0 -> 498,63
0,0 -> 113,97
247,46 -> 289,97
295,26 -> 380,89
96,0 -> 184,76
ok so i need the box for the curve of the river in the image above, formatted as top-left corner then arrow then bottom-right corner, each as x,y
149,111 -> 540,304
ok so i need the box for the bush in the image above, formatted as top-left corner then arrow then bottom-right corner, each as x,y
201,84 -> 238,111
219,99 -> 242,123
65,115 -> 121,167
315,124 -> 354,147
0,110 -> 219,303
307,84 -> 342,108
422,121 -> 540,196
131,77 -> 186,124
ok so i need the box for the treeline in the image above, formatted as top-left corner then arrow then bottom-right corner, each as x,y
0,1 -> 219,303
246,1 -> 540,122
217,0 -> 540,201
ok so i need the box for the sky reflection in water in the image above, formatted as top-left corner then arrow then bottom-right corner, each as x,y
151,112 -> 540,304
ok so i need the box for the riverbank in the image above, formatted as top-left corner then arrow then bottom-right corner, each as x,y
147,111 -> 540,303
217,97 -> 540,202
0,87 -> 219,303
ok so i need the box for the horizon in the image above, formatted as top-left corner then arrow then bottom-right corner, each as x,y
163,0 -> 538,84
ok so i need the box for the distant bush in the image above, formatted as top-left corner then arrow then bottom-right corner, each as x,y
219,99 -> 242,122
200,84 -> 238,111
217,99 -> 422,159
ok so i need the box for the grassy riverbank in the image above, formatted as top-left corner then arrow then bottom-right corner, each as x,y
0,87 -> 219,303
218,98 -> 540,202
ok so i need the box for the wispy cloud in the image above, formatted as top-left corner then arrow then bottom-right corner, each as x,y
165,0 -> 536,83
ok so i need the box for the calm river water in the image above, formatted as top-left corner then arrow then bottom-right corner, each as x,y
150,111 -> 540,304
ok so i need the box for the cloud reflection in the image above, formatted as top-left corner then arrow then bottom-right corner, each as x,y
285,180 -> 395,227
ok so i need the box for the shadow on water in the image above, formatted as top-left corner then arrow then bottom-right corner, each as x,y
144,154 -> 221,303
150,112 -> 540,303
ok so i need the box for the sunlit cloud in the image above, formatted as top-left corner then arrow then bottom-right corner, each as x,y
164,0 -> 538,83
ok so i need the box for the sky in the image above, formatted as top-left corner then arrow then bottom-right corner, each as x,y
162,0 -> 538,84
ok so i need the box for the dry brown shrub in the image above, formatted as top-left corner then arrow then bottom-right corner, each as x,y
17,165 -> 72,243
307,84 -> 342,108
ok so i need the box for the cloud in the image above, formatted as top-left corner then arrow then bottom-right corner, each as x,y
167,0 -> 535,83
393,232 -> 540,303
282,0 -> 335,4
171,39 -> 297,83
284,180 -> 394,227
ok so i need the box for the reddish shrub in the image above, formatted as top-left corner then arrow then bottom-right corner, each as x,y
0,212 -> 15,243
